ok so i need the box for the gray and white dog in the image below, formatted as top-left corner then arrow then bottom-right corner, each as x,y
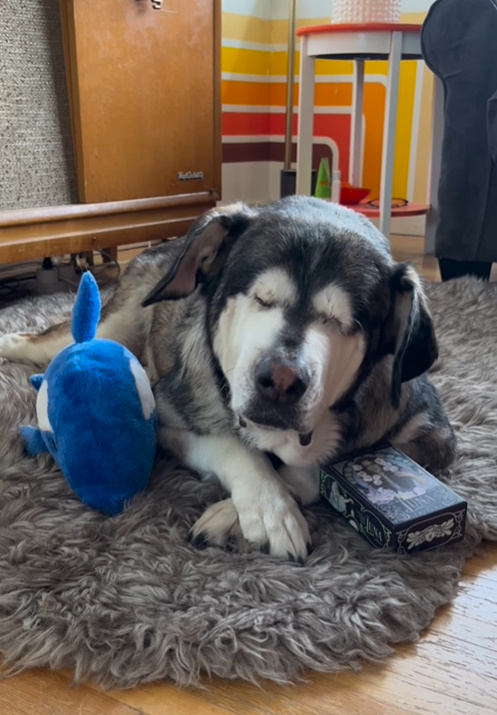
0,196 -> 455,561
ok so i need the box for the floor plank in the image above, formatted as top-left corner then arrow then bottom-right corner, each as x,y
0,669 -> 142,715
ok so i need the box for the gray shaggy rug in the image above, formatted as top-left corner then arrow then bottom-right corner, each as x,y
0,278 -> 496,688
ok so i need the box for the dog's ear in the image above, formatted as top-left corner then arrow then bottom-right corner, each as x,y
386,263 -> 438,409
142,203 -> 255,306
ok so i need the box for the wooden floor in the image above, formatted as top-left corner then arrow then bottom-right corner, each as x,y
1,235 -> 496,715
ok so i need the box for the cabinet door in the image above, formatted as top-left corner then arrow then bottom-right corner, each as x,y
61,0 -> 221,203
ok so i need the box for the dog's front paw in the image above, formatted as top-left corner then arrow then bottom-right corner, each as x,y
189,498 -> 242,550
235,485 -> 311,562
189,488 -> 311,562
0,331 -> 59,367
0,333 -> 28,362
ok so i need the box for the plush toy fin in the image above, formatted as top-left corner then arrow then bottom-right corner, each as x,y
71,271 -> 101,344
20,425 -> 49,456
30,374 -> 44,391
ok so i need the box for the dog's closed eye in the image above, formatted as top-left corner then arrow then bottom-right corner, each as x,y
250,268 -> 297,312
317,314 -> 344,331
254,295 -> 275,309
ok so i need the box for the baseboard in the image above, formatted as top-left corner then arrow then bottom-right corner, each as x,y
390,215 -> 426,236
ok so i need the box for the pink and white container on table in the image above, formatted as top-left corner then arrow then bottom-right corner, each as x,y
332,0 -> 401,24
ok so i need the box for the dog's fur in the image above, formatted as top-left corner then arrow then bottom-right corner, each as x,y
0,197 -> 455,561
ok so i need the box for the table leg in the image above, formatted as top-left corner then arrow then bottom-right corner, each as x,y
424,74 -> 444,255
379,31 -> 403,238
350,59 -> 364,187
296,36 -> 315,196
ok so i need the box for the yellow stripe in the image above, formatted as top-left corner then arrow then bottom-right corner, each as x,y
270,18 -> 329,44
222,53 -> 386,81
223,50 -> 380,81
221,15 -> 332,46
402,12 -> 427,22
413,67 -> 433,204
222,47 -> 271,75
222,13 -> 271,44
393,62 -> 417,199
270,51 -> 353,77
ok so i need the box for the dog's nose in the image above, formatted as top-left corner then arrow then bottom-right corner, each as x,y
255,357 -> 309,405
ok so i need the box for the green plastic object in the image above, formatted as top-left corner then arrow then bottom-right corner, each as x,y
314,157 -> 331,199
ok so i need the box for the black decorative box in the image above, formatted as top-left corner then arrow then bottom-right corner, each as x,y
320,445 -> 467,554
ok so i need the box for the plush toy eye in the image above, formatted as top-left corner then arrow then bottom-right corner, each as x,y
254,295 -> 274,309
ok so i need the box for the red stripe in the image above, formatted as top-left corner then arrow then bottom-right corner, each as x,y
297,23 -> 422,36
222,113 -> 272,135
222,112 -> 352,180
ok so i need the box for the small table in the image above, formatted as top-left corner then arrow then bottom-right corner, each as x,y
295,23 -> 443,245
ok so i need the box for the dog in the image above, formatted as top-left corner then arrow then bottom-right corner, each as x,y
0,196 -> 455,561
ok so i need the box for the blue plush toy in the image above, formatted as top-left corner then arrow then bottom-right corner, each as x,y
20,272 -> 157,515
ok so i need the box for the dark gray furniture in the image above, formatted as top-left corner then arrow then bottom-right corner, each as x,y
421,0 -> 497,280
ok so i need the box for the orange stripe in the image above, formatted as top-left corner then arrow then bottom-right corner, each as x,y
222,82 -> 352,107
273,84 -> 352,107
222,82 -> 272,106
362,85 -> 386,199
314,84 -> 352,106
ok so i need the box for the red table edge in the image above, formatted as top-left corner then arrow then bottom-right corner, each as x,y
340,202 -> 430,218
296,23 -> 422,37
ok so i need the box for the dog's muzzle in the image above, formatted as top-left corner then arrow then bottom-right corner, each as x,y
254,356 -> 310,406
238,355 -> 313,436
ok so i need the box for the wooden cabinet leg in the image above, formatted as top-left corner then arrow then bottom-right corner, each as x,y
101,247 -> 118,263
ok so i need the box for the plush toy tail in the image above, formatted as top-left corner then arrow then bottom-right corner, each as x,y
30,374 -> 44,391
71,272 -> 101,344
20,426 -> 49,456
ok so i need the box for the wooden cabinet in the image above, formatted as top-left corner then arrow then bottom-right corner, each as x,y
61,0 -> 221,203
0,0 -> 221,265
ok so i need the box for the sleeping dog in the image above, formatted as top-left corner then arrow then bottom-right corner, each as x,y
0,197 -> 455,561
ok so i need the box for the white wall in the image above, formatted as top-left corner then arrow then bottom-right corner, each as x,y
222,1 -> 435,21
401,0 -> 435,10
222,0 -> 271,19
269,0 -> 436,19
